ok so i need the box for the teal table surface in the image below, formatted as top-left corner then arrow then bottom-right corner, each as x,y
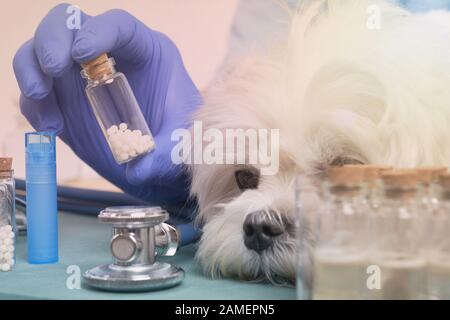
0,212 -> 296,300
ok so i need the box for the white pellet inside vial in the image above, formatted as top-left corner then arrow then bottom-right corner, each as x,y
0,225 -> 14,272
107,123 -> 155,163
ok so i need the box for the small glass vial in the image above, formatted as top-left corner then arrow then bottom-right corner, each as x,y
370,170 -> 427,300
415,166 -> 448,259
295,172 -> 326,300
0,158 -> 15,272
427,173 -> 450,300
311,166 -> 369,300
416,166 -> 447,213
81,54 -> 155,164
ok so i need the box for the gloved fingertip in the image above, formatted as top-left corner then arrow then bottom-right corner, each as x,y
71,37 -> 97,63
36,46 -> 73,77
13,40 -> 53,100
19,93 -> 65,134
15,70 -> 53,100
22,81 -> 52,100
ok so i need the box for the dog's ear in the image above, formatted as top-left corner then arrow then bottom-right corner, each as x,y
235,168 -> 260,191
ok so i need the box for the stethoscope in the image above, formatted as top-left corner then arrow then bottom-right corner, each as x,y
14,179 -> 202,292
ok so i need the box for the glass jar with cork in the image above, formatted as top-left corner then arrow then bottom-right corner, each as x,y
81,54 -> 155,165
0,158 -> 15,272
427,172 -> 450,300
370,170 -> 428,300
311,166 -> 370,300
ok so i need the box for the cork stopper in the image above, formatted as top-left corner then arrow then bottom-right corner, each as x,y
81,53 -> 115,81
344,164 -> 393,182
381,169 -> 419,189
0,158 -> 13,178
328,166 -> 366,186
416,166 -> 448,185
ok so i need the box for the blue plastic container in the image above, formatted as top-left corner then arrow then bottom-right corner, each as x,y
25,132 -> 58,264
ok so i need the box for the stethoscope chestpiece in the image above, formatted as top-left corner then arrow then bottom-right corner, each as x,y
83,206 -> 185,292
98,206 -> 168,226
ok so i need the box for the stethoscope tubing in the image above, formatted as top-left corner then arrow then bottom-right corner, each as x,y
15,179 -> 202,246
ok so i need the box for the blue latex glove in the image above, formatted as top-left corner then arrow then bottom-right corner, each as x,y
13,4 -> 201,205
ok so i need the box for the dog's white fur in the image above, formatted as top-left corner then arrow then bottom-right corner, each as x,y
189,0 -> 450,285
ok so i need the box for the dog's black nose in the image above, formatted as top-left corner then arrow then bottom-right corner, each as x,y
243,211 -> 285,252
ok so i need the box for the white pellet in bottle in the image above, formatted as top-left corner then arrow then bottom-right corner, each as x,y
1,225 -> 12,233
106,123 -> 155,164
1,264 -> 10,272
0,224 -> 14,272
107,125 -> 119,136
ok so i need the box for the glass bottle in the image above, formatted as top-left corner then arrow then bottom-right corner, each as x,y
311,166 -> 369,300
370,170 -> 427,300
81,54 -> 155,165
416,166 -> 447,214
0,158 -> 15,272
343,165 -> 393,258
295,172 -> 325,300
427,172 -> 450,300
415,166 -> 448,259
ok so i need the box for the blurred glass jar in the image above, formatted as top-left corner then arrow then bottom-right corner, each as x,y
0,158 -> 15,272
370,170 -> 427,300
416,166 -> 447,213
427,173 -> 450,300
295,172 -> 325,299
310,166 -> 369,300
415,166 -> 448,259
343,165 -> 393,212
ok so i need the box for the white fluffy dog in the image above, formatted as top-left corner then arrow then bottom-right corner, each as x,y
188,0 -> 450,285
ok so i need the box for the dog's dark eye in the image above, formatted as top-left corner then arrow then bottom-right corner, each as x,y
235,169 -> 260,191
330,157 -> 364,167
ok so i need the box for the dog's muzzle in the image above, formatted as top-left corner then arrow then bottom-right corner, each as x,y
243,211 -> 285,252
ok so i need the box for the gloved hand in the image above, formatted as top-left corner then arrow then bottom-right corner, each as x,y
13,4 -> 201,205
